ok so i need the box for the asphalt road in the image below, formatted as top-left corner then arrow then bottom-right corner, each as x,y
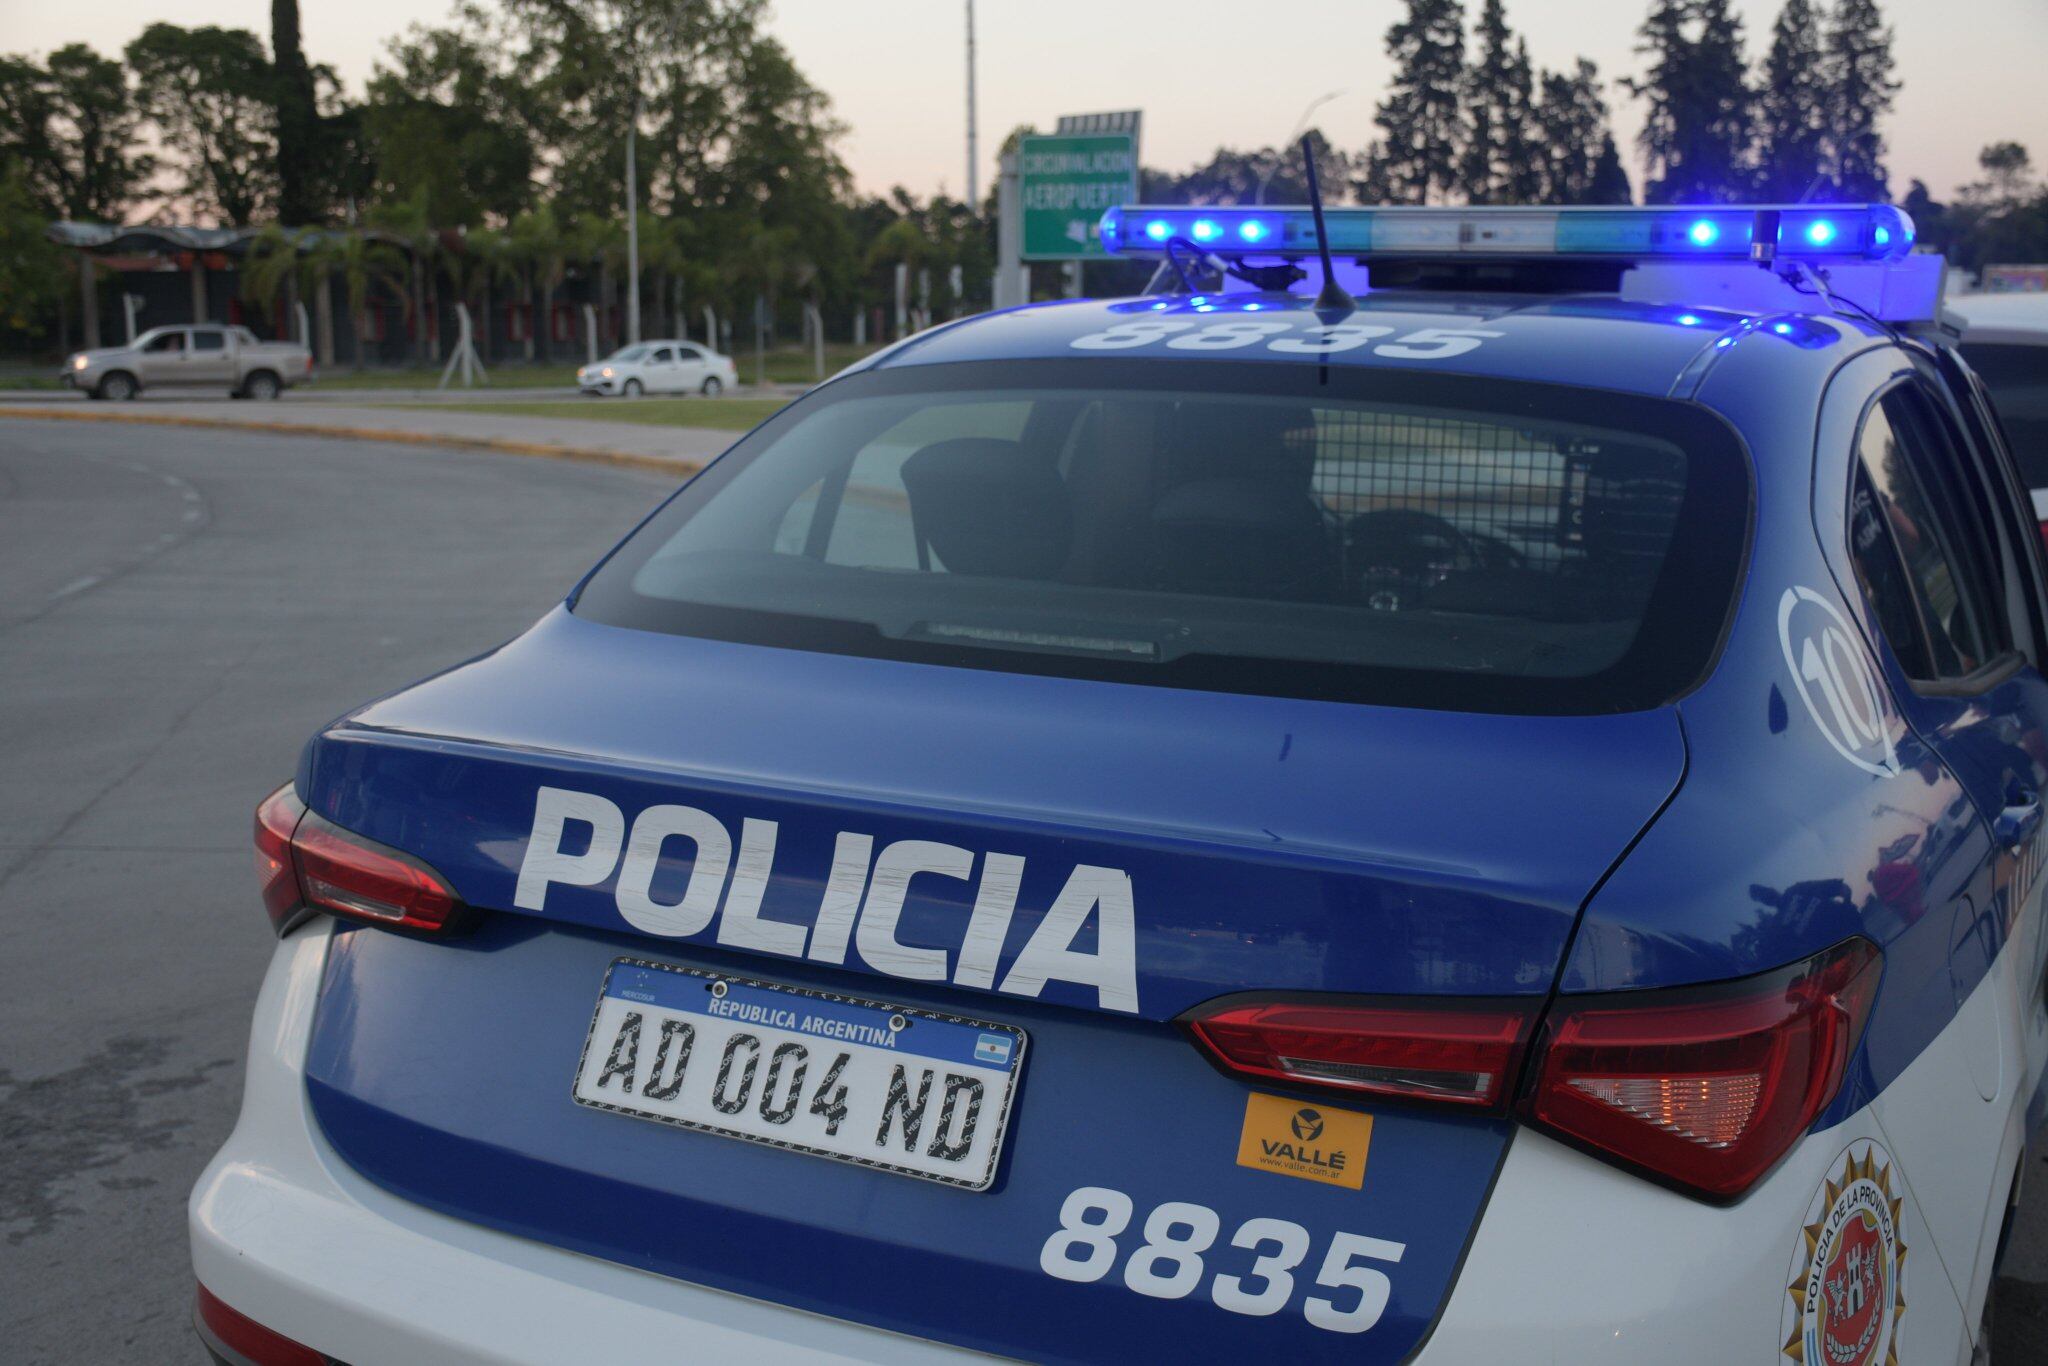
3,416 -> 2048,1361
0,419 -> 672,1363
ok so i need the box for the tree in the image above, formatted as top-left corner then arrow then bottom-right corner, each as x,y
1460,0 -> 1541,203
1374,0 -> 1466,204
1168,133 -> 1352,207
0,165 -> 63,332
313,231 -> 410,366
0,45 -> 150,221
1900,178 -> 1949,252
1754,0 -> 1827,200
1535,60 -> 1631,204
1626,0 -> 1753,203
507,202 -> 569,362
362,19 -> 536,228
1824,0 -> 1899,200
368,190 -> 440,362
126,24 -> 279,225
272,0 -> 321,222
1588,133 -> 1634,205
1949,145 -> 2048,275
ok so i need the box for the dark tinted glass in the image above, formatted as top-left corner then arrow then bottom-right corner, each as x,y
1848,462 -> 1934,678
1961,342 -> 2048,487
575,361 -> 1750,714
1855,395 -> 1995,676
192,330 -> 226,352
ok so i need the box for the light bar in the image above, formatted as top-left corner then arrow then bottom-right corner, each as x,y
1099,203 -> 1914,264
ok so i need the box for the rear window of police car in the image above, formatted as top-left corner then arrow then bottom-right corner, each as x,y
575,360 -> 1748,713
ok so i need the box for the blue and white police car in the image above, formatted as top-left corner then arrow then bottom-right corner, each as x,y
193,201 -> 2048,1366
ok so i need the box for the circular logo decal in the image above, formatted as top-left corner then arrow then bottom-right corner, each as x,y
1778,586 -> 1899,778
1782,1140 -> 1907,1366
1291,1108 -> 1325,1142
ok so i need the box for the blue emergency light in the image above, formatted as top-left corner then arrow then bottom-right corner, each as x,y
1098,203 -> 1915,264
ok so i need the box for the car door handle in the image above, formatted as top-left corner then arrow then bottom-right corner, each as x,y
1995,790 -> 2043,853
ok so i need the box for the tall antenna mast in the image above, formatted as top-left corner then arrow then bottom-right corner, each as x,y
965,1 -> 979,207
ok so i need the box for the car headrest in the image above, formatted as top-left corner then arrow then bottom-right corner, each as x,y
1169,403 -> 1319,488
900,437 -> 1072,580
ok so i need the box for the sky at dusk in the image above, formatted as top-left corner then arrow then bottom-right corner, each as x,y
5,0 -> 2043,207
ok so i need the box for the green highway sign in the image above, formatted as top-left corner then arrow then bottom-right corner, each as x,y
1019,133 -> 1138,260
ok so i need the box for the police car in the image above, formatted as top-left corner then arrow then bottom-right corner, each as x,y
193,200 -> 2048,1366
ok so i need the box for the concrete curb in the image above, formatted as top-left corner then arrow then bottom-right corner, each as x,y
0,405 -> 703,479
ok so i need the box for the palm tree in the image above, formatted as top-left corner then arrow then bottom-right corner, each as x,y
507,205 -> 568,364
449,226 -> 518,367
311,232 -> 410,370
635,210 -> 685,339
863,219 -> 932,339
240,225 -> 312,347
369,191 -> 441,366
570,213 -> 627,358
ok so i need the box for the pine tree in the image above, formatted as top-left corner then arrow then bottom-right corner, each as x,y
1351,139 -> 1398,205
1535,59 -> 1629,205
1626,0 -> 1754,203
1824,0 -> 1899,199
1374,0 -> 1467,204
271,0 -> 321,223
1589,133 -> 1634,204
1754,0 -> 1827,200
1460,1 -> 1542,203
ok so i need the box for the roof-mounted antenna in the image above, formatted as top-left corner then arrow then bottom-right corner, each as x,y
1300,134 -> 1355,315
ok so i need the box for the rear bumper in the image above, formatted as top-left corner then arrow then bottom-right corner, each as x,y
192,920 -> 1979,1366
188,922 -> 985,1366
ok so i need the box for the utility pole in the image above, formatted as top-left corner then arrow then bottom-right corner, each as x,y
625,100 -> 641,344
964,0 -> 979,207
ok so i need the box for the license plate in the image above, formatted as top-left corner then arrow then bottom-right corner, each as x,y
572,958 -> 1027,1190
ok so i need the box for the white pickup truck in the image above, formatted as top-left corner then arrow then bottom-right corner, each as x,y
64,325 -> 314,401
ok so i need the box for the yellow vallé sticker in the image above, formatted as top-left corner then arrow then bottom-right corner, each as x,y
1236,1092 -> 1373,1190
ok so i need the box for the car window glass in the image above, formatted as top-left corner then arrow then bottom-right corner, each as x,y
651,347 -> 675,364
145,331 -> 184,353
1848,462 -> 1936,678
1854,395 -> 1991,676
576,361 -> 1751,714
677,345 -> 705,361
192,331 -> 226,352
818,402 -> 1034,569
1932,353 -> 2048,666
232,327 -> 258,345
1898,382 -> 2019,658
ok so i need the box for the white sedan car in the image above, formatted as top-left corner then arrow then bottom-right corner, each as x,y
577,341 -> 739,397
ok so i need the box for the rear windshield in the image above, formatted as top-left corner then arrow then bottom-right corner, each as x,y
575,360 -> 1749,713
1962,341 -> 2048,487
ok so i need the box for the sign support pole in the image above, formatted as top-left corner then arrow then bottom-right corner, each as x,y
995,151 -> 1022,310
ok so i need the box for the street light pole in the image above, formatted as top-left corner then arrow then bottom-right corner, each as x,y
1255,90 -> 1346,205
625,96 -> 641,345
965,0 -> 979,207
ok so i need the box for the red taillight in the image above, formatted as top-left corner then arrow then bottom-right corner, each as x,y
1523,937 -> 1881,1200
254,784 -> 307,930
251,782 -> 463,935
1184,998 -> 1541,1109
194,1283 -> 325,1366
1183,937 -> 1881,1201
292,810 -> 462,931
